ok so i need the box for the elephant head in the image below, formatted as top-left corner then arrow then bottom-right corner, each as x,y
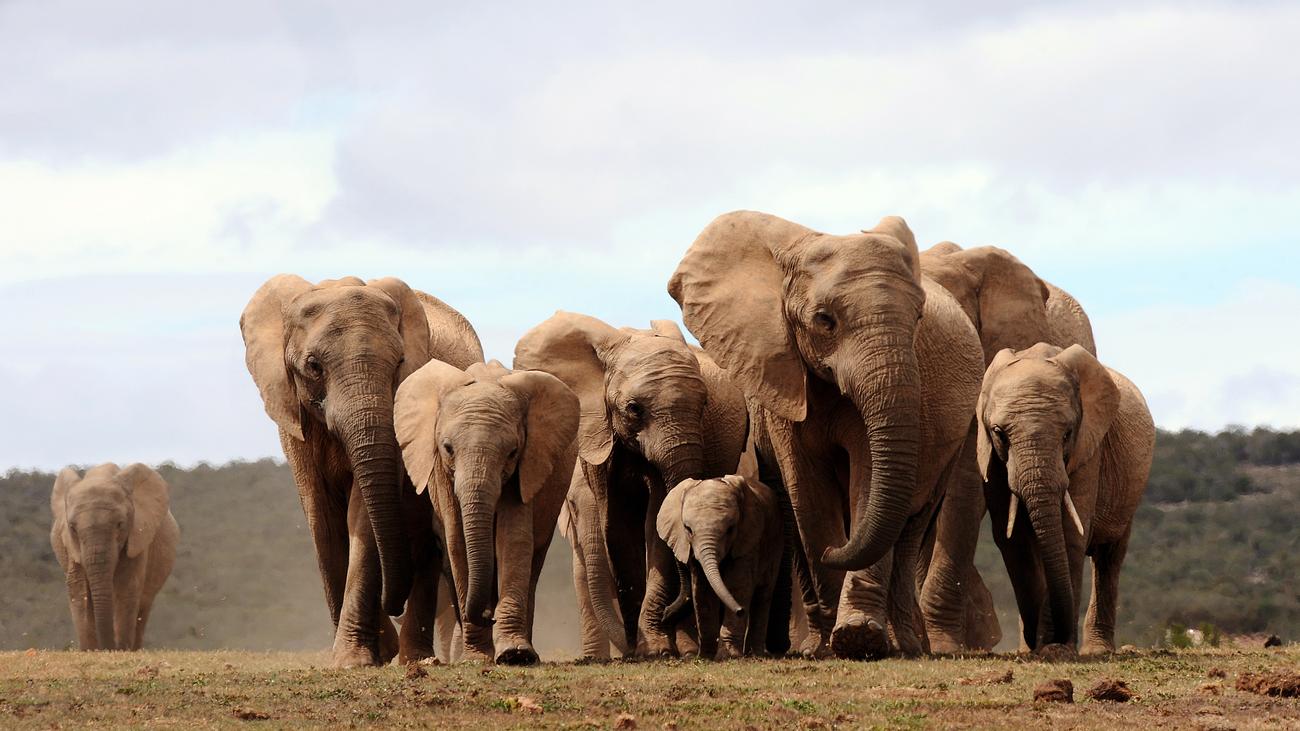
51,463 -> 170,649
241,275 -> 434,616
975,343 -> 1119,646
920,243 -> 1054,363
394,359 -> 578,625
657,475 -> 774,616
670,211 -> 926,571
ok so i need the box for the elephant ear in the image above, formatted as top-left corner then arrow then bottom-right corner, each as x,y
1052,344 -> 1120,473
395,359 -> 474,494
865,216 -> 924,290
924,240 -> 963,257
648,320 -> 687,342
118,463 -> 169,559
368,277 -> 434,384
514,311 -> 623,466
504,369 -> 580,504
656,479 -> 696,564
965,247 -> 1054,362
732,475 -> 773,558
669,211 -> 810,423
240,274 -> 313,440
50,466 -> 79,522
976,349 -> 1020,482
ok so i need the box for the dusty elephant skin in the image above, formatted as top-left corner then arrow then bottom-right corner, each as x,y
977,343 -> 1155,654
656,475 -> 783,659
515,315 -> 750,658
240,275 -> 483,668
394,359 -> 579,665
917,243 -> 1096,653
49,463 -> 179,651
669,211 -> 984,659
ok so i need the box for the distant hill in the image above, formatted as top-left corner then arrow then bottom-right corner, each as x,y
3,427 -> 1297,653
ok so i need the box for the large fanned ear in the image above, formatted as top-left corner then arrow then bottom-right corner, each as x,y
504,370 -> 580,504
966,247 -> 1053,362
118,464 -> 169,559
394,359 -> 474,494
656,479 -> 696,564
1052,344 -> 1120,473
866,216 -> 923,289
50,467 -> 79,525
241,274 -> 312,440
513,311 -> 623,466
976,349 -> 1019,481
668,211 -> 809,423
415,290 -> 485,369
368,277 -> 433,383
731,475 -> 772,557
648,320 -> 687,342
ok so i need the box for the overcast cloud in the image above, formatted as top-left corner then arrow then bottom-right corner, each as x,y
2,0 -> 1298,469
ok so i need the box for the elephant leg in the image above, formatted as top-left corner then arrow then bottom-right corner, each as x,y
333,493 -> 384,668
492,492 -> 537,665
132,595 -> 155,651
1082,529 -> 1129,655
780,446 -> 847,657
606,475 -> 647,653
888,508 -> 933,657
791,540 -> 828,657
113,564 -> 144,651
690,564 -> 721,660
639,484 -> 678,657
920,431 -> 987,652
283,433 -> 348,627
757,452 -> 794,657
397,557 -> 437,664
832,547 -> 893,660
64,566 -> 95,651
434,576 -> 458,663
745,581 -> 774,657
571,546 -> 611,660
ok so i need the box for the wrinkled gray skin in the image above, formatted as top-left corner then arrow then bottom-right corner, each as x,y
50,463 -> 179,651
657,476 -> 783,659
917,242 -> 1096,652
241,275 -> 482,668
977,344 -> 1153,654
670,212 -> 983,659
515,315 -> 749,657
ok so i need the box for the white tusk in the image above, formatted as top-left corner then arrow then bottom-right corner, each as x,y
1006,493 -> 1019,540
1063,492 -> 1085,537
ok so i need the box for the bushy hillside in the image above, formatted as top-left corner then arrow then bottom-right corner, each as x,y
3,427 -> 1297,653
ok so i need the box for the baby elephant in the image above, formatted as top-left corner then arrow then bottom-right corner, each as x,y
657,475 -> 781,659
976,343 -> 1154,655
395,359 -> 578,665
50,463 -> 179,651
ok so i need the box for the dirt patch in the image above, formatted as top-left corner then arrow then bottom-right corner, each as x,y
404,662 -> 427,680
1235,670 -> 1300,698
232,707 -> 271,721
1085,678 -> 1133,702
1034,679 -> 1074,703
615,711 -> 637,729
1207,667 -> 1226,679
959,669 -> 1014,686
1034,644 -> 1076,663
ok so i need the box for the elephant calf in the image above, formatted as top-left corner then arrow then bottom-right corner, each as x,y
657,475 -> 782,659
976,343 -> 1154,655
50,463 -> 179,651
395,359 -> 579,665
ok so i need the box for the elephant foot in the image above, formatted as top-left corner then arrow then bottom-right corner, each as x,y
830,616 -> 891,661
1079,640 -> 1113,657
377,618 -> 400,665
798,633 -> 832,659
462,647 -> 494,664
924,627 -> 964,655
1033,643 -> 1077,662
332,644 -> 381,669
495,641 -> 540,666
638,636 -> 676,659
397,646 -> 435,666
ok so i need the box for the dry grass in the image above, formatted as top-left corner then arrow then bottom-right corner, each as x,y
1,647 -> 1297,729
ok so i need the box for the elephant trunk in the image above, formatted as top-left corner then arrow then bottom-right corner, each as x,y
84,540 -> 117,650
336,373 -> 413,617
1026,491 -> 1075,647
696,541 -> 744,616
657,440 -> 706,493
663,560 -> 693,625
457,465 -> 499,625
821,327 -> 922,570
582,506 -> 631,654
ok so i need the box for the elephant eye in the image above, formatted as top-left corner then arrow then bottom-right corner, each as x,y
991,425 -> 1007,444
305,355 -> 324,378
442,440 -> 454,457
625,401 -> 644,419
507,447 -> 518,460
812,311 -> 837,334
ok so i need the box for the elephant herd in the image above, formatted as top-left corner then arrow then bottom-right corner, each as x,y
51,210 -> 1154,667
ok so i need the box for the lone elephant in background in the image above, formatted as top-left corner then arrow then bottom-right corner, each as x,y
394,359 -> 578,665
50,463 -> 179,651
241,275 -> 483,667
918,242 -> 1097,652
657,475 -> 782,659
515,315 -> 751,657
670,212 -> 983,659
977,343 -> 1153,654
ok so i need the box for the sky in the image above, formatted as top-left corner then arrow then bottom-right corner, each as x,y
2,0 -> 1298,470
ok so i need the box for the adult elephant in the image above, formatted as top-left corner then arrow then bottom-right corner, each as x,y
917,243 -> 1095,652
241,275 -> 483,667
669,212 -> 983,659
514,316 -> 751,656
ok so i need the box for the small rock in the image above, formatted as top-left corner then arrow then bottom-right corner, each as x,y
1207,667 -> 1226,679
417,656 -> 441,667
615,712 -> 638,730
223,663 -> 234,671
1236,670 -> 1300,698
1085,678 -> 1134,702
232,707 -> 270,721
514,697 -> 542,714
1119,644 -> 1138,654
1033,678 -> 1074,703
404,662 -> 427,680
1264,635 -> 1282,648
1198,682 -> 1222,695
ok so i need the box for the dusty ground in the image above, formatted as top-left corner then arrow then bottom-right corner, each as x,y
0,647 -> 1296,729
